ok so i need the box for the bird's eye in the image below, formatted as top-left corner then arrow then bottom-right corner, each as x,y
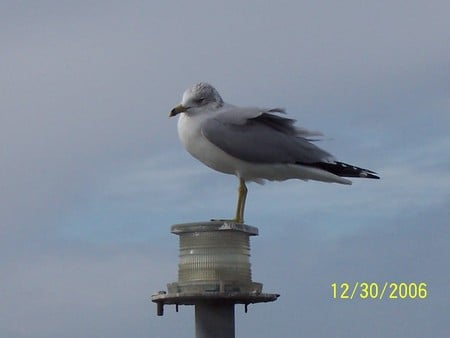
194,97 -> 205,104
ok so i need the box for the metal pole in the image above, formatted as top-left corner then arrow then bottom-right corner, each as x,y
195,301 -> 234,338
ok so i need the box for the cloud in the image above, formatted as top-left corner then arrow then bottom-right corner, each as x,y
1,0 -> 449,337
0,242 -> 178,338
244,204 -> 450,338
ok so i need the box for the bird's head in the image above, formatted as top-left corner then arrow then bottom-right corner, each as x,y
169,82 -> 224,117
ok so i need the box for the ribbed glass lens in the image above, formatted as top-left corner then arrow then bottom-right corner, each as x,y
178,231 -> 251,283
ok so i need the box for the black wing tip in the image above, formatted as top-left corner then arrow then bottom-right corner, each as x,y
301,161 -> 381,180
336,162 -> 381,180
360,171 -> 380,180
331,161 -> 381,180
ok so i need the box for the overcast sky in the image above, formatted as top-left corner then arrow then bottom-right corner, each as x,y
1,1 -> 449,337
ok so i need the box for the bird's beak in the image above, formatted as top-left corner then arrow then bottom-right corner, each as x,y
169,104 -> 187,117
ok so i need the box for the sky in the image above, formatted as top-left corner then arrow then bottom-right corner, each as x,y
1,0 -> 449,337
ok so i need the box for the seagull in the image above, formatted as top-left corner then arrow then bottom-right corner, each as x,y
169,82 -> 379,223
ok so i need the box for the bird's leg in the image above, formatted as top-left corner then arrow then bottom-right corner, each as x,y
234,178 -> 247,223
210,178 -> 247,223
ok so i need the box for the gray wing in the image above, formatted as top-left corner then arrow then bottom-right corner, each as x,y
201,108 -> 334,164
215,105 -> 324,138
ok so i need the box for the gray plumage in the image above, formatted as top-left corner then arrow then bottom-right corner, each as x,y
202,108 -> 334,165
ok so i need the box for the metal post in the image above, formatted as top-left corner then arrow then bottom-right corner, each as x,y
195,301 -> 235,338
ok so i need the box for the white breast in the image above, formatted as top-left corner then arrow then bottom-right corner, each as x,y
177,113 -> 238,175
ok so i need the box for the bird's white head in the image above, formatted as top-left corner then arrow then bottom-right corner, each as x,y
169,82 -> 224,117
